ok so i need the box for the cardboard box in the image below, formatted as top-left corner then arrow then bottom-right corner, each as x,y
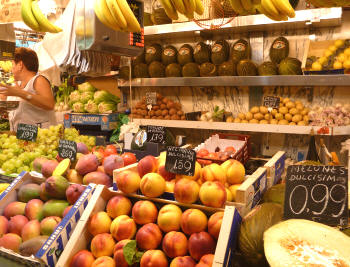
264,151 -> 286,188
0,172 -> 95,267
56,185 -> 241,267
63,112 -> 119,131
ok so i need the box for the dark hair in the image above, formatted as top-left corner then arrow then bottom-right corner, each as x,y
14,47 -> 39,73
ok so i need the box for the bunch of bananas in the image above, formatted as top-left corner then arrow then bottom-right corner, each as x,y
229,0 -> 259,15
308,0 -> 349,7
21,0 -> 62,33
0,61 -> 12,73
158,0 -> 204,20
93,0 -> 141,32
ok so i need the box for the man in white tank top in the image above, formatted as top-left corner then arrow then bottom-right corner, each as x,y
0,48 -> 56,131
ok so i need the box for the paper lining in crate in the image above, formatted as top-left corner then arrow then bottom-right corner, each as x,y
263,151 -> 286,188
0,171 -> 95,267
56,185 -> 242,267
194,133 -> 250,165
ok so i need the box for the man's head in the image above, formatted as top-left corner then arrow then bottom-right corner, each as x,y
12,47 -> 39,80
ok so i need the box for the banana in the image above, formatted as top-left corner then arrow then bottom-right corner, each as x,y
271,0 -> 295,18
257,4 -> 287,21
31,1 -> 62,33
253,0 -> 261,4
241,0 -> 253,11
229,0 -> 246,15
194,0 -> 204,15
106,0 -> 128,30
116,0 -> 142,32
170,0 -> 186,14
261,0 -> 280,17
21,0 -> 40,31
159,0 -> 179,20
94,0 -> 121,31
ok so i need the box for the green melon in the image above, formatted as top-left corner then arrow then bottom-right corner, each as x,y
177,44 -> 194,66
211,40 -> 230,65
231,39 -> 251,63
218,61 -> 237,76
278,57 -> 302,75
237,60 -> 257,76
182,62 -> 200,77
119,66 -> 130,80
258,61 -> 278,76
148,61 -> 165,77
165,63 -> 182,77
162,45 -> 177,66
200,62 -> 217,77
133,63 -> 149,78
238,203 -> 283,267
262,183 -> 285,206
194,42 -> 211,64
270,37 -> 289,64
145,43 -> 162,64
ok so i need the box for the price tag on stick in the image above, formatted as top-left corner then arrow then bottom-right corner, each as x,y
263,96 -> 280,109
165,146 -> 196,176
284,165 -> 348,226
58,140 -> 77,161
147,126 -> 166,144
146,92 -> 157,105
16,123 -> 38,142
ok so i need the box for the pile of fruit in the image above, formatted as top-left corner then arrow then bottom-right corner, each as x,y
229,97 -> 309,125
115,152 -> 246,207
130,93 -> 185,120
0,125 -> 95,175
157,0 -> 204,20
0,179 -> 85,257
0,119 -> 9,131
69,83 -> 120,114
70,195 -> 222,266
120,36 -> 302,80
195,147 -> 236,165
0,61 -> 14,85
309,103 -> 350,126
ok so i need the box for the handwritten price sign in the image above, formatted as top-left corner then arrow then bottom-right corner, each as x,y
58,140 -> 77,161
165,146 -> 196,176
147,126 -> 165,144
284,165 -> 348,226
16,123 -> 38,142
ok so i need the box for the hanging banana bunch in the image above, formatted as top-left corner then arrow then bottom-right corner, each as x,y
157,0 -> 205,21
93,0 -> 141,32
21,0 -> 62,33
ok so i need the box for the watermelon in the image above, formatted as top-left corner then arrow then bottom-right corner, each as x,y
278,57 -> 302,75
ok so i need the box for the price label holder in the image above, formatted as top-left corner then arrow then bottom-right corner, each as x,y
16,123 -> 38,142
263,96 -> 280,109
146,92 -> 157,105
58,140 -> 77,161
284,165 -> 348,226
146,126 -> 166,144
165,146 -> 196,176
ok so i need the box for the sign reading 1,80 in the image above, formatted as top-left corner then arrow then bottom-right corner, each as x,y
284,165 -> 348,226
165,146 -> 196,177
58,140 -> 77,161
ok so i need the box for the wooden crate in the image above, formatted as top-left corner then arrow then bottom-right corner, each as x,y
263,151 -> 286,188
56,185 -> 241,267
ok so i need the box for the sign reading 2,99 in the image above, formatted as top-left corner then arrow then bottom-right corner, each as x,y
284,165 -> 348,226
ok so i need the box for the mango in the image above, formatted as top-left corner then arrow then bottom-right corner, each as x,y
33,157 -> 48,173
0,216 -> 8,237
40,216 -> 61,235
25,199 -> 44,221
0,233 -> 22,252
45,176 -> 69,199
3,201 -> 26,219
63,205 -> 72,217
17,183 -> 41,202
66,184 -> 85,205
41,160 -> 58,178
66,169 -> 83,184
8,215 -> 28,236
42,199 -> 69,218
19,235 -> 49,256
39,183 -> 50,201
83,172 -> 112,187
75,154 -> 99,175
21,220 -> 40,241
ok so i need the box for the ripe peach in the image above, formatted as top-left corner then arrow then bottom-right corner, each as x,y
132,201 -> 158,225
70,250 -> 95,267
88,211 -> 112,236
106,196 -> 132,219
25,199 -> 44,221
176,162 -> 202,181
165,179 -> 176,193
3,201 -> 26,219
225,188 -> 233,202
140,173 -> 166,198
208,212 -> 224,240
110,215 -> 136,241
40,216 -> 61,236
158,160 -> 176,181
181,209 -> 207,235
228,184 -> 241,202
188,232 -> 216,261
137,155 -> 158,177
174,178 -> 199,204
196,254 -> 215,267
21,220 -> 40,241
91,233 -> 116,258
115,170 -> 141,194
157,204 -> 182,233
170,256 -> 196,267
140,250 -> 168,267
162,231 -> 188,258
0,216 -> 8,237
199,181 -> 227,208
136,223 -> 162,250
201,163 -> 226,184
113,239 -> 130,267
92,256 -> 116,267
8,215 -> 28,236
221,159 -> 245,185
0,233 -> 22,252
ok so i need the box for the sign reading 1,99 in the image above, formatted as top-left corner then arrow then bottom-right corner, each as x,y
58,140 -> 77,161
284,165 -> 348,226
165,146 -> 196,177
16,123 -> 38,142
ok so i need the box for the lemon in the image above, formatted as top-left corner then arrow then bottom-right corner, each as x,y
312,61 -> 322,71
324,49 -> 333,57
334,39 -> 344,48
337,53 -> 346,63
333,61 -> 343,69
318,56 -> 327,65
343,60 -> 350,69
328,45 -> 337,52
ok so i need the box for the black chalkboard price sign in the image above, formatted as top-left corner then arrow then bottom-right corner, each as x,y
16,123 -> 38,142
146,92 -> 157,105
58,140 -> 77,161
147,126 -> 165,144
284,165 -> 348,226
263,96 -> 280,109
165,146 -> 196,176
